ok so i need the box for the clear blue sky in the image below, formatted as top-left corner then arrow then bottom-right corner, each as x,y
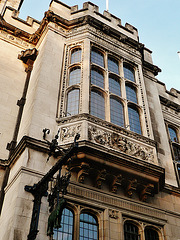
19,0 -> 180,91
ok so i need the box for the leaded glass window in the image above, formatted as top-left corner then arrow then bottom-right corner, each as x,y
91,69 -> 104,89
124,222 -> 139,240
109,76 -> 121,96
91,90 -> 105,120
124,65 -> 135,82
128,106 -> 141,134
53,208 -> 73,240
110,97 -> 124,127
145,227 -> 159,240
71,48 -> 82,64
108,57 -> 119,74
80,213 -> 98,240
126,85 -> 137,103
168,126 -> 178,142
91,49 -> 104,67
69,67 -> 81,85
67,89 -> 79,116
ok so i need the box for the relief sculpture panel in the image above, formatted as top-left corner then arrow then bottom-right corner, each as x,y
88,125 -> 155,163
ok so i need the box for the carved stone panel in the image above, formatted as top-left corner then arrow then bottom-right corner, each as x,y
88,124 -> 155,163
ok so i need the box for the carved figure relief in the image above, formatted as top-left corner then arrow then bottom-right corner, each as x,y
60,124 -> 81,142
88,125 -> 154,162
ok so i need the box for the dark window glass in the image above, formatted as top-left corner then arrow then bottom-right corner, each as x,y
128,106 -> 141,134
69,67 -> 81,85
173,144 -> 180,162
108,57 -> 119,74
124,222 -> 139,240
145,227 -> 159,240
110,97 -> 124,127
53,208 -> 73,240
109,77 -> 121,96
126,85 -> 137,103
124,65 -> 135,82
67,89 -> 79,116
168,127 -> 178,142
91,91 -> 105,120
80,213 -> 98,240
71,48 -> 81,64
91,69 -> 104,89
91,49 -> 104,67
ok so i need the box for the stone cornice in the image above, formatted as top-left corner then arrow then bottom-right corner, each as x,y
160,95 -> 180,112
142,60 -> 161,76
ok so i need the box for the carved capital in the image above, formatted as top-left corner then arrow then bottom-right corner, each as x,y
109,209 -> 119,219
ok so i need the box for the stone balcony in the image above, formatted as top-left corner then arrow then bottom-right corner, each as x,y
57,113 -> 165,201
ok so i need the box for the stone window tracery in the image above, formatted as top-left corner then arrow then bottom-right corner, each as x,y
80,213 -> 98,240
66,89 -> 79,116
145,227 -> 159,240
71,48 -> 82,64
69,67 -> 81,86
91,90 -> 105,120
89,45 -> 143,135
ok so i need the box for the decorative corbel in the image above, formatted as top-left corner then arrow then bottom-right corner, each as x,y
139,183 -> 154,202
111,174 -> 123,193
95,169 -> 107,189
125,179 -> 137,198
77,162 -> 90,183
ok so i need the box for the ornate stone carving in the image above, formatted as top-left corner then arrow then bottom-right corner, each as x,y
125,179 -> 138,198
96,169 -> 107,189
111,174 -> 123,193
109,209 -> 119,219
88,125 -> 154,162
60,124 -> 81,142
139,184 -> 154,202
77,162 -> 90,183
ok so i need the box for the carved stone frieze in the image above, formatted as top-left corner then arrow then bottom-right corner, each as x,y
88,125 -> 155,163
60,124 -> 81,142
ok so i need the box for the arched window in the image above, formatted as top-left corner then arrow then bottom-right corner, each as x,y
145,227 -> 159,240
80,213 -> 98,240
126,85 -> 137,103
108,57 -> 119,74
91,48 -> 104,67
124,65 -> 135,82
91,69 -> 104,89
109,76 -> 121,96
168,126 -> 178,142
71,48 -> 82,64
53,208 -> 74,240
69,67 -> 81,86
91,90 -> 105,120
67,89 -> 79,116
110,97 -> 124,127
128,106 -> 141,134
124,221 -> 139,240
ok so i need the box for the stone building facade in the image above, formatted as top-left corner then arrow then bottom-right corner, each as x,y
0,0 -> 180,239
